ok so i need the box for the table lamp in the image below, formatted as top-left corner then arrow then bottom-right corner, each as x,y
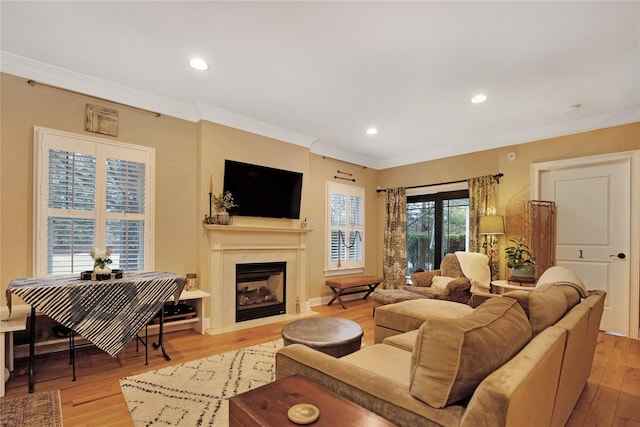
479,215 -> 505,280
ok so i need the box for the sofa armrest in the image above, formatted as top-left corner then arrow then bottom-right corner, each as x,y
410,270 -> 440,287
402,277 -> 471,301
461,326 -> 566,427
276,344 -> 464,427
444,277 -> 471,292
468,292 -> 495,308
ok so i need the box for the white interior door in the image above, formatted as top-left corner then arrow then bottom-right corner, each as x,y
533,153 -> 637,336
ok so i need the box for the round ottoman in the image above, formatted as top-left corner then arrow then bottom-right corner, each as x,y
281,317 -> 364,357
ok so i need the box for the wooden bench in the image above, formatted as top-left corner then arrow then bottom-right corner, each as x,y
325,275 -> 384,309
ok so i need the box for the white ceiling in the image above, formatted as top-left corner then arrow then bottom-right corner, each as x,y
1,1 -> 638,169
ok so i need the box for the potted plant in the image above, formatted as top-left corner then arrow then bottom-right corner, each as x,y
505,237 -> 536,278
213,191 -> 237,212
213,191 -> 238,225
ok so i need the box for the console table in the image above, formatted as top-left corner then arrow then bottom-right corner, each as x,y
7,271 -> 185,392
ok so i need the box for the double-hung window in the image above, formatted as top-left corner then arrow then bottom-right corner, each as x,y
326,181 -> 365,274
34,127 -> 155,276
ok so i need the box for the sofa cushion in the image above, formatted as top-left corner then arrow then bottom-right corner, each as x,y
409,297 -> 532,408
375,299 -> 474,334
383,330 -> 418,352
505,285 -> 570,336
340,344 -> 413,387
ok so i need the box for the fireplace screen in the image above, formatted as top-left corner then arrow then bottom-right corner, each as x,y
236,262 -> 286,322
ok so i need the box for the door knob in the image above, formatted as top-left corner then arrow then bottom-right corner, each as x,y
609,253 -> 626,259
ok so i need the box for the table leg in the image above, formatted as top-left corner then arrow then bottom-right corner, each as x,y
70,330 -> 76,381
8,330 -> 14,372
152,307 -> 170,361
28,306 -> 35,393
1,331 -> 6,397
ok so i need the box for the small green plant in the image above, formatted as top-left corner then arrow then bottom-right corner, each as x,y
505,237 -> 536,268
213,191 -> 238,211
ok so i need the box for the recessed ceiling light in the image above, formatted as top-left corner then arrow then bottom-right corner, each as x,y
470,94 -> 487,104
189,57 -> 208,71
366,127 -> 378,135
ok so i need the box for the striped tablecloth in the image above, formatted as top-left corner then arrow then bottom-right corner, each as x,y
7,271 -> 186,357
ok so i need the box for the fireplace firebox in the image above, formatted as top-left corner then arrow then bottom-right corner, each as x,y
236,262 -> 286,322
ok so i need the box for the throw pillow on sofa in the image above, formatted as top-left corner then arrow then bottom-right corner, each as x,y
430,276 -> 457,290
505,284 -> 581,336
409,297 -> 532,408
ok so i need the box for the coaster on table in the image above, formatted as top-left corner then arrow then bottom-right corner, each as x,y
287,403 -> 320,425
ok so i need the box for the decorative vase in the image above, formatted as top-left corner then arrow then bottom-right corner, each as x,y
215,209 -> 232,225
511,265 -> 535,278
94,266 -> 112,275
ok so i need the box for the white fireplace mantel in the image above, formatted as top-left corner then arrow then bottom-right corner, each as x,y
204,224 -> 312,331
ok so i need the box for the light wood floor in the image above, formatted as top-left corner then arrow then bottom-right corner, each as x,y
2,299 -> 638,426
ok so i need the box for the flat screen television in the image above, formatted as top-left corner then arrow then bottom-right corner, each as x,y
223,160 -> 303,219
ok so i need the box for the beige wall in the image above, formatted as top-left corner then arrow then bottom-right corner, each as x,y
2,71 -> 639,314
0,73 -> 199,295
377,122 -> 639,215
307,155 -> 380,300
196,120 -> 312,298
375,122 -> 639,288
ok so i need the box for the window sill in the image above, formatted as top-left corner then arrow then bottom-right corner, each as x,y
324,267 -> 365,277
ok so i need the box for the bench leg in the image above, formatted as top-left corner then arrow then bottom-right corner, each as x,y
327,287 -> 347,309
328,283 -> 381,309
362,283 -> 381,300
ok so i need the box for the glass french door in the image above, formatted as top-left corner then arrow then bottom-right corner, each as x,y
406,190 -> 469,275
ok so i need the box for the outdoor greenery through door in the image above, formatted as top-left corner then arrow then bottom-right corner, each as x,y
407,190 -> 469,275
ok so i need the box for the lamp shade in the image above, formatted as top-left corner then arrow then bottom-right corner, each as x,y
479,215 -> 505,235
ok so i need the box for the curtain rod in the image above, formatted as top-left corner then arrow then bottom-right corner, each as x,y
376,173 -> 503,193
27,79 -> 162,118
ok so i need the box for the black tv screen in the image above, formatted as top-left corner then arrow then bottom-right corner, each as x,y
223,160 -> 303,219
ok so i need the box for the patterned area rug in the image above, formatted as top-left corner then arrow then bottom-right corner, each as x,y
0,390 -> 63,427
120,339 -> 283,426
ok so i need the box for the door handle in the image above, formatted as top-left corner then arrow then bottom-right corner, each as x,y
609,253 -> 626,259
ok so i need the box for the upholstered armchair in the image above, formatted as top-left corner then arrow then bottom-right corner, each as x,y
404,253 -> 472,304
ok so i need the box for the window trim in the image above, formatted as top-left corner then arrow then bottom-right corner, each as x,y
33,126 -> 155,277
324,181 -> 365,276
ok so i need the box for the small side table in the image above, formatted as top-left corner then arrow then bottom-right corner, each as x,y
491,280 -> 536,295
229,374 -> 395,427
1,306 -> 29,397
507,276 -> 537,286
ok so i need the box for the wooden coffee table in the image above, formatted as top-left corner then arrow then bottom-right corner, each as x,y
229,374 -> 395,427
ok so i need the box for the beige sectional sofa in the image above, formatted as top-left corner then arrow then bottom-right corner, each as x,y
275,285 -> 605,427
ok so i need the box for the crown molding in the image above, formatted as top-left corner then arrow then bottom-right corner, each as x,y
0,51 -> 317,148
485,106 -> 640,148
1,51 -> 198,121
195,103 -> 316,148
309,141 -> 381,169
374,107 -> 640,170
2,51 -> 637,170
